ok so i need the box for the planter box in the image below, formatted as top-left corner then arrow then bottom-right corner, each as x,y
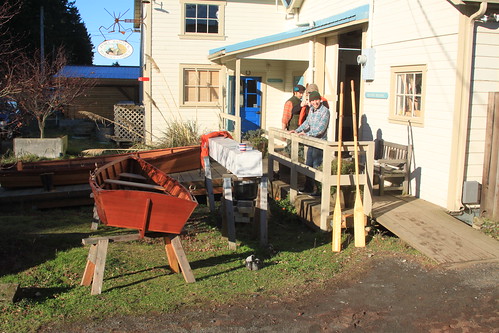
14,136 -> 68,158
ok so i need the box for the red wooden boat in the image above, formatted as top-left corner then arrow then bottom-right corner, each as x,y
0,145 -> 201,189
90,155 -> 197,235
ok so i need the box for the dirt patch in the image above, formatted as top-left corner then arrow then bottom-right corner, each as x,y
41,254 -> 499,332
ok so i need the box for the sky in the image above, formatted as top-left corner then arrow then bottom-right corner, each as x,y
73,0 -> 140,66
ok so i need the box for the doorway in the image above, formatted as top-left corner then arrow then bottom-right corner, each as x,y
240,76 -> 262,133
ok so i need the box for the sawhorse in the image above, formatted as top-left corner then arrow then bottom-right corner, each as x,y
81,232 -> 195,295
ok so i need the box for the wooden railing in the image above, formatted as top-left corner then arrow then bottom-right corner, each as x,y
220,113 -> 241,142
267,128 -> 374,231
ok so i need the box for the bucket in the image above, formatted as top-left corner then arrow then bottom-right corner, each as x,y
233,180 -> 258,200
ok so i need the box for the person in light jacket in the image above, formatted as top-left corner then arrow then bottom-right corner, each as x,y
290,91 -> 330,194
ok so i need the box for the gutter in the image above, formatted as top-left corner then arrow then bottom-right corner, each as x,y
447,2 -> 488,211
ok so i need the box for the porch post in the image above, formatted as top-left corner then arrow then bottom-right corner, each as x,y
235,58 -> 241,142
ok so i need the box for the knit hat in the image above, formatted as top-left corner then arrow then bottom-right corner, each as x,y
309,91 -> 321,101
293,85 -> 306,93
305,83 -> 319,93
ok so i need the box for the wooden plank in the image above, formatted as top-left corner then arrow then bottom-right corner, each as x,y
257,177 -> 268,246
81,244 -> 97,286
82,233 -> 141,245
223,175 -> 237,250
204,157 -> 216,212
0,283 -> 19,304
91,239 -> 108,295
481,92 -> 499,220
374,195 -> 499,264
119,172 -> 146,180
163,236 -> 180,273
170,235 -> 195,283
104,179 -> 165,191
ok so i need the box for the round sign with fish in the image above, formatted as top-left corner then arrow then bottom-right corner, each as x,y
97,39 -> 133,59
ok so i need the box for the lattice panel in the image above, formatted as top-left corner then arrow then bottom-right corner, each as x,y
113,104 -> 145,142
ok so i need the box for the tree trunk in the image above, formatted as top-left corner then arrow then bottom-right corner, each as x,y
38,117 -> 46,139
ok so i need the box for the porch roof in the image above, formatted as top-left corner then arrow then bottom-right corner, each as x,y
208,4 -> 369,60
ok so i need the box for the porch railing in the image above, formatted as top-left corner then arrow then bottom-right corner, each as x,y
220,113 -> 241,142
267,127 -> 374,231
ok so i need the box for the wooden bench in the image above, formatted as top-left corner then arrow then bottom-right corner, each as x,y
104,179 -> 166,192
374,141 -> 412,195
119,172 -> 146,181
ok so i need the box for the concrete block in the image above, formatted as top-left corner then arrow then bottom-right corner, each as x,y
14,136 -> 68,158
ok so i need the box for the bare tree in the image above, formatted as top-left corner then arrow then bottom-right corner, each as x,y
0,0 -> 23,99
13,47 -> 95,138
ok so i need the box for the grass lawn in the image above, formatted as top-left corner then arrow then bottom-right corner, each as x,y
0,198 -> 422,333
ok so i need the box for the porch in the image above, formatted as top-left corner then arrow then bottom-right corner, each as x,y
267,128 -> 499,264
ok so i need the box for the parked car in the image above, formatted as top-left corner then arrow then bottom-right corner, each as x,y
0,99 -> 22,140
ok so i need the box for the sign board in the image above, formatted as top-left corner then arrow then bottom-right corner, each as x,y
98,39 -> 133,59
365,92 -> 388,99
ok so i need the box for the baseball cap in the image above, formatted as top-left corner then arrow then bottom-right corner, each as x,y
293,85 -> 306,93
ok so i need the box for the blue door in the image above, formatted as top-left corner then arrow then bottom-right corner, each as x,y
240,77 -> 262,133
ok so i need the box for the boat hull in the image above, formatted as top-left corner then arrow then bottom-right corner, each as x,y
94,190 -> 197,234
0,145 -> 201,189
90,155 -> 197,235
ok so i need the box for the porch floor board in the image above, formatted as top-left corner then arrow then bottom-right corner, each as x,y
373,195 -> 499,265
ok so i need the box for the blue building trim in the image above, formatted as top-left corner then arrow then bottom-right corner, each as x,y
209,4 -> 369,56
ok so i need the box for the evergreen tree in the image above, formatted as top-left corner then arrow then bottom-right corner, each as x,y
6,0 -> 93,65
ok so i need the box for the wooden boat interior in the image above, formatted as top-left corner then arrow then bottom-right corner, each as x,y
93,156 -> 194,201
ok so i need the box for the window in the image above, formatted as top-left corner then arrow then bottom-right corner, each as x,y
180,1 -> 226,40
389,65 -> 426,125
181,65 -> 220,106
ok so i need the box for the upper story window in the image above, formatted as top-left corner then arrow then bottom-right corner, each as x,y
180,1 -> 226,40
389,65 -> 427,126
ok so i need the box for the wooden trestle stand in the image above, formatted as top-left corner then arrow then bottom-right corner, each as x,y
81,232 -> 195,295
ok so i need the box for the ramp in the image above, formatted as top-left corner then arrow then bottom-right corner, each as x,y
373,195 -> 499,264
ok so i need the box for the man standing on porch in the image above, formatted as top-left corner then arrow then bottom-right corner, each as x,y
282,84 -> 306,131
299,83 -> 330,126
291,91 -> 330,195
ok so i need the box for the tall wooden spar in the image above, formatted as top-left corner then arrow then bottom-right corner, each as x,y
350,80 -> 366,247
332,82 -> 344,252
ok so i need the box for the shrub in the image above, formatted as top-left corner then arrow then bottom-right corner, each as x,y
157,119 -> 201,148
243,129 -> 268,157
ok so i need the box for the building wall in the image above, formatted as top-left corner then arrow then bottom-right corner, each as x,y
66,80 -> 139,120
466,22 -> 499,183
148,0 -> 286,140
296,0 -> 367,24
360,0 -> 461,208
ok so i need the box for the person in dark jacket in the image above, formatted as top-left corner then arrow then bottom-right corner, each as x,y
282,84 -> 305,131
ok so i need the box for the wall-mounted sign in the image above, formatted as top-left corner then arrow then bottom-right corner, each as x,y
365,92 -> 388,99
98,39 -> 133,59
267,78 -> 283,83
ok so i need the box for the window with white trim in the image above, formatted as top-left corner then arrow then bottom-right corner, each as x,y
181,65 -> 220,106
389,65 -> 426,125
180,1 -> 226,40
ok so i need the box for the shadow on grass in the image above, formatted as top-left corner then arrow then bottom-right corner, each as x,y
0,231 -> 92,277
18,286 -> 72,302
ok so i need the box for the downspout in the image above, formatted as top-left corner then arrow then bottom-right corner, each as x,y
143,1 -> 153,145
447,2 -> 487,211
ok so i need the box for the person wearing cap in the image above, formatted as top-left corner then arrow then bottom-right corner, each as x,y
291,90 -> 330,194
298,83 -> 329,126
282,84 -> 305,131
